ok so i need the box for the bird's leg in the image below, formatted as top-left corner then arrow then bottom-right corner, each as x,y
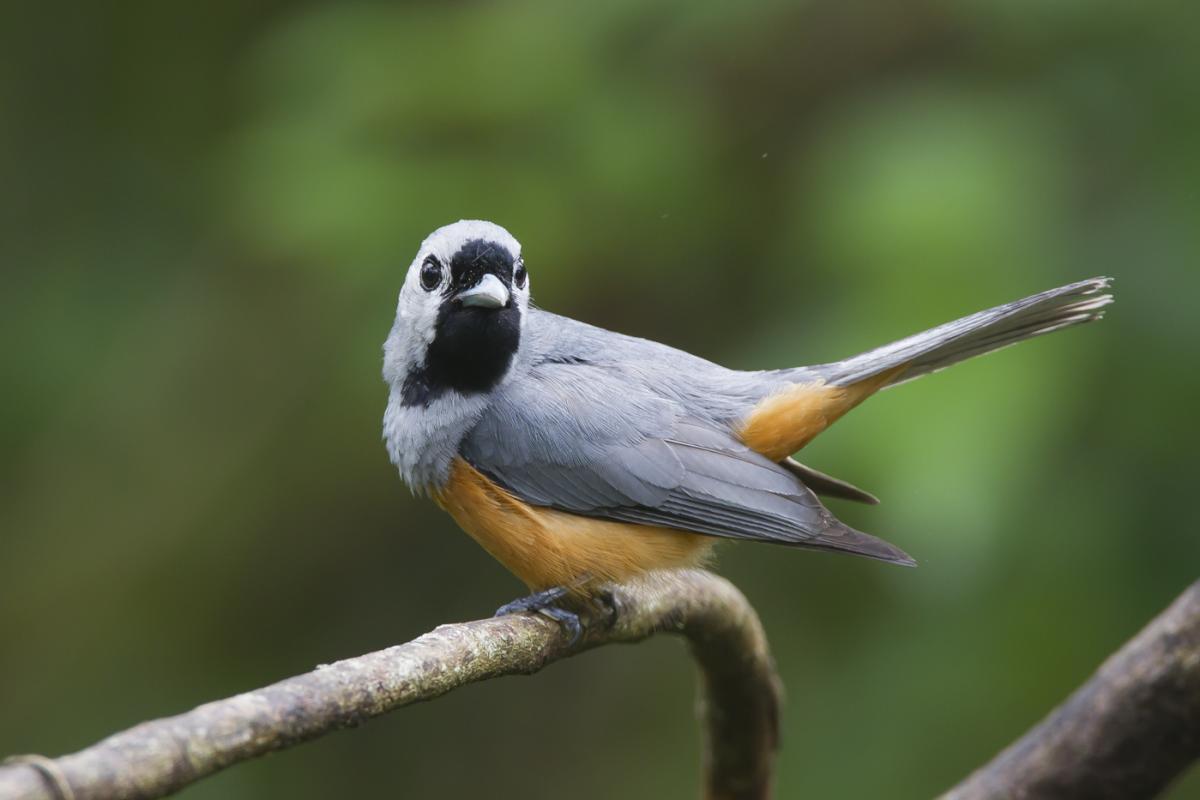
494,585 -> 572,617
494,578 -> 593,646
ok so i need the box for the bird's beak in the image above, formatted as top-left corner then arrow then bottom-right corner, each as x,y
456,273 -> 510,309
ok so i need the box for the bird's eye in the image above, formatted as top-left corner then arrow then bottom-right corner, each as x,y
513,260 -> 527,289
419,257 -> 442,291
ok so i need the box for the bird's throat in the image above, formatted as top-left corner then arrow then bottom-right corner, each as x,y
401,304 -> 520,407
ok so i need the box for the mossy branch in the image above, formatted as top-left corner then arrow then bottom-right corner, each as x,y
0,570 -> 780,800
941,579 -> 1200,800
3,574 -> 1199,800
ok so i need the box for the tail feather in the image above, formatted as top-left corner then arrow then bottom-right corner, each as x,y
781,457 -> 879,505
815,277 -> 1113,388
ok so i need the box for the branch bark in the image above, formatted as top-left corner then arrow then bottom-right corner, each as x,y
4,575 -> 1199,800
943,579 -> 1200,800
0,569 -> 781,800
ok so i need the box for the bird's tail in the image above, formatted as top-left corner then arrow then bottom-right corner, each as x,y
813,277 -> 1113,389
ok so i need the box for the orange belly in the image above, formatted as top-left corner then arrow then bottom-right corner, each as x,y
434,458 -> 713,591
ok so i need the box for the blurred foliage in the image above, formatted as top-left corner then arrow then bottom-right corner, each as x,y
2,1 -> 1199,798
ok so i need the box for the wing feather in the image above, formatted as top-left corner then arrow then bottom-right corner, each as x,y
459,363 -> 913,565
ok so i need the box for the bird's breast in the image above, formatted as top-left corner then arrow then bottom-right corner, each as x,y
434,458 -> 712,591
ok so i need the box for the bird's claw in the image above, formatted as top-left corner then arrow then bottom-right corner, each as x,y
494,585 -> 570,617
494,586 -> 583,646
532,604 -> 583,646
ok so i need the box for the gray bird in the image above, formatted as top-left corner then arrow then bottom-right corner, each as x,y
383,220 -> 1112,637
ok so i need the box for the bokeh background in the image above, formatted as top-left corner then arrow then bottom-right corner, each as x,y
3,1 -> 1198,797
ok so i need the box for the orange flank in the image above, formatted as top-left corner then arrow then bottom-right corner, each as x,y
434,458 -> 713,591
738,366 -> 909,461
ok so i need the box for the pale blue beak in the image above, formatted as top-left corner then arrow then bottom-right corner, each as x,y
456,273 -> 510,309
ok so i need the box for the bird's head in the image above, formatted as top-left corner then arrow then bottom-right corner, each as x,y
383,220 -> 530,405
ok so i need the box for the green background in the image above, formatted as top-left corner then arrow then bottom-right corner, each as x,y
3,1 -> 1198,797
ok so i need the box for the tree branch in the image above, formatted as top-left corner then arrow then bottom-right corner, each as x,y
943,579 -> 1200,800
5,575 -> 1199,800
0,569 -> 781,800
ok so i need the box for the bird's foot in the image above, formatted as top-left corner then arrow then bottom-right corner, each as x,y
495,586 -> 582,646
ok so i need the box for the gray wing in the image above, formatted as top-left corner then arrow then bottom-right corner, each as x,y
460,363 -> 913,565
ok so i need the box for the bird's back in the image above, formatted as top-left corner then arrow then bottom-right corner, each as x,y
520,307 -> 800,426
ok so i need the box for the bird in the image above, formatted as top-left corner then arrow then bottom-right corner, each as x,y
382,219 -> 1112,640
